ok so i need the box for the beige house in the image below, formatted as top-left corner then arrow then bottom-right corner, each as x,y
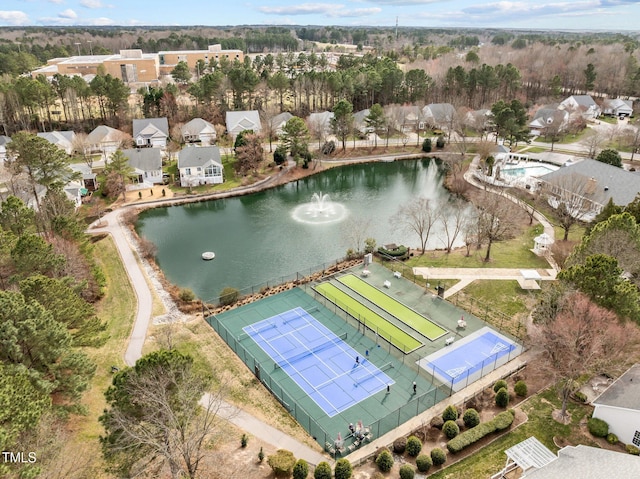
158,44 -> 243,76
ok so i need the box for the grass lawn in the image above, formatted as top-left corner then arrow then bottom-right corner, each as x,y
429,389 -> 597,479
406,225 -> 550,270
454,280 -> 531,318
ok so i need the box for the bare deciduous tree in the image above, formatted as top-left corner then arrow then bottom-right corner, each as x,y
531,291 -> 639,418
439,199 -> 470,253
342,217 -> 371,255
392,197 -> 440,255
580,129 -> 606,158
476,191 -> 519,262
539,173 -> 595,240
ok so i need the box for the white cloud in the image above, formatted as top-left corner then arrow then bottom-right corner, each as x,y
58,8 -> 78,19
48,0 -> 65,4
259,2 -> 380,17
80,0 -> 105,8
366,0 -> 445,4
0,10 -> 29,26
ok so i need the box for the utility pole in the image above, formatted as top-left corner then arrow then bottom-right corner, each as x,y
395,17 -> 398,41
87,40 -> 93,55
74,42 -> 81,56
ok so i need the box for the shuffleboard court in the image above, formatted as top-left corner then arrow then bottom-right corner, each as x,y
339,274 -> 447,341
244,307 -> 394,417
315,282 -> 422,354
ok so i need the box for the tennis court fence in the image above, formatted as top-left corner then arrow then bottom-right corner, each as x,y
205,313 -> 451,450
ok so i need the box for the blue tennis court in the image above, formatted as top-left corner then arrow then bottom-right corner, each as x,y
417,327 -> 522,392
243,307 -> 394,417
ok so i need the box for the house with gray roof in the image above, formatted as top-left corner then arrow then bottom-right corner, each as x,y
132,118 -> 169,148
225,110 -> 261,139
602,98 -> 634,117
592,363 -> 640,447
271,112 -> 293,136
529,105 -> 569,136
537,159 -> 640,219
0,135 -> 11,163
87,125 -> 127,158
37,130 -> 76,155
177,146 -> 223,187
121,148 -> 163,185
181,118 -> 217,145
307,111 -> 335,137
422,103 -> 456,129
353,109 -> 372,135
559,95 -> 601,120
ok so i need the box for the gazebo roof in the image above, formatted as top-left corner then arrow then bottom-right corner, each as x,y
504,436 -> 557,472
534,233 -> 554,246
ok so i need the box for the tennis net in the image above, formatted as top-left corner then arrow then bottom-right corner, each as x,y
274,332 -> 348,370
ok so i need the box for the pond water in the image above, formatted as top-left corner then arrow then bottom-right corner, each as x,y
136,159 -> 460,302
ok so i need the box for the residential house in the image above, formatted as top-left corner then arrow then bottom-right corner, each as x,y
465,109 -> 491,135
270,112 -> 293,136
529,106 -> 569,136
307,111 -> 335,137
387,105 -> 423,132
181,118 -> 217,145
559,95 -> 601,120
178,146 -> 223,187
602,98 -> 634,117
37,131 -> 76,155
0,135 -> 11,163
494,437 -> 640,478
132,118 -> 169,148
353,109 -> 372,135
592,363 -> 640,447
121,148 -> 163,185
537,158 -> 640,220
422,103 -> 456,130
225,110 -> 262,139
86,125 -> 127,158
70,163 -> 99,192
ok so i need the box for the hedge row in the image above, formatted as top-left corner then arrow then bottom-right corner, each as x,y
447,410 -> 515,453
378,245 -> 409,257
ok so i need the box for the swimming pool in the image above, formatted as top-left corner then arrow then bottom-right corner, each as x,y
501,165 -> 557,178
417,327 -> 523,392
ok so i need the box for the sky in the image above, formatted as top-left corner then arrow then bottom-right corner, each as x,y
2,0 -> 640,31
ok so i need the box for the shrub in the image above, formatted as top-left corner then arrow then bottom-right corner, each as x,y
393,437 -> 407,454
574,391 -> 587,403
258,447 -> 264,463
422,138 -> 432,153
606,433 -> 618,445
626,444 -> 640,455
415,454 -> 432,473
375,449 -> 394,472
587,417 -> 609,438
219,286 -> 239,305
293,459 -> 308,479
267,449 -> 296,477
514,380 -> 528,397
378,245 -> 409,258
406,436 -> 422,457
493,380 -> 508,393
371,473 -> 384,479
430,416 -> 444,429
431,447 -> 447,466
447,410 -> 515,453
495,387 -> 510,408
463,408 -> 480,428
364,238 -> 377,254
334,458 -> 352,479
274,145 -> 287,165
321,140 -> 336,155
314,461 -> 332,479
442,404 -> 459,422
436,135 -> 445,148
241,433 -> 248,448
399,464 -> 415,479
443,420 -> 460,439
373,447 -> 389,462
179,288 -> 196,302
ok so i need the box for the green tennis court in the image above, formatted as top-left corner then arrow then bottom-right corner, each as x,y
339,274 -> 447,341
315,282 -> 422,354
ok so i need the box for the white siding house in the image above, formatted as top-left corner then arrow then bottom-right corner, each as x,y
178,146 -> 223,187
121,148 -> 164,185
592,364 -> 640,447
225,111 -> 261,138
181,118 -> 217,145
132,118 -> 169,148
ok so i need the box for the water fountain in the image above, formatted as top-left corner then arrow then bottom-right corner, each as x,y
291,191 -> 348,224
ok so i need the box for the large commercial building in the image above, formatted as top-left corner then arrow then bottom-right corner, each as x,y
31,45 -> 243,84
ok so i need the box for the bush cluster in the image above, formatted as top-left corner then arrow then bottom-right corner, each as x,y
415,454 -> 432,473
375,450 -> 394,472
606,433 -> 618,445
443,420 -> 460,439
447,410 -> 515,453
626,444 -> 640,455
377,245 -> 408,258
514,380 -> 528,397
292,459 -> 308,479
587,417 -> 609,438
495,387 -> 510,408
442,404 -> 459,422
399,464 -> 415,479
219,286 -> 239,305
574,391 -> 588,403
430,447 -> 447,466
430,416 -> 444,429
406,436 -> 422,457
422,138 -> 432,153
334,458 -> 352,479
393,437 -> 407,454
462,408 -> 480,428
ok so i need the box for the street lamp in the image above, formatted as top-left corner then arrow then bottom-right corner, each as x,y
74,42 -> 81,56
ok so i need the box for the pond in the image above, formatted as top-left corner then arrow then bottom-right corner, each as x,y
136,158 -> 461,302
